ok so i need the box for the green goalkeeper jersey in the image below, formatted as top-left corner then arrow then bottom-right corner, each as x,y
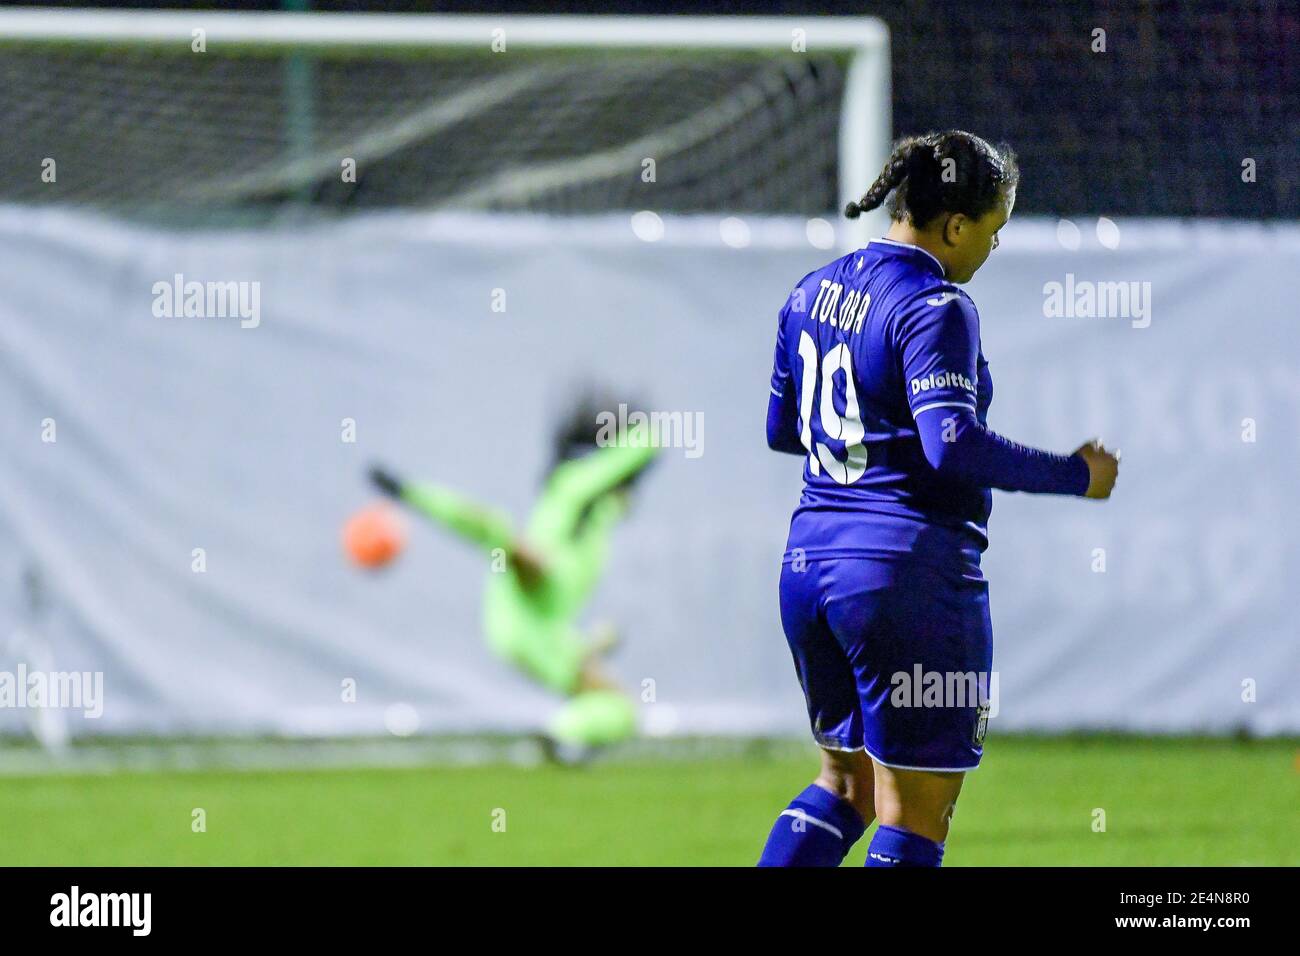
400,441 -> 658,698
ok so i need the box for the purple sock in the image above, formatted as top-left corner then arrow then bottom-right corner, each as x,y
757,784 -> 867,867
864,824 -> 945,867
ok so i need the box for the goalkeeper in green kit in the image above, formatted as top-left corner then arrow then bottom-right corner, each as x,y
368,399 -> 659,753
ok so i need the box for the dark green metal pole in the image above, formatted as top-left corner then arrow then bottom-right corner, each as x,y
283,0 -> 315,208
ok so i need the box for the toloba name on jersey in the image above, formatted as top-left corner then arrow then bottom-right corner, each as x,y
807,279 -> 871,334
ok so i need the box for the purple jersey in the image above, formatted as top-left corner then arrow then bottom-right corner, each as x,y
767,239 -> 1087,566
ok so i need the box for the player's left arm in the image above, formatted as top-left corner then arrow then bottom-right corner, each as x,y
897,292 -> 1088,494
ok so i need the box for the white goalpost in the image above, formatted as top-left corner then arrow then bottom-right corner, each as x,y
0,9 -> 891,247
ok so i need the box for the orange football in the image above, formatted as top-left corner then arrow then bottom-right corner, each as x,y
342,503 -> 406,568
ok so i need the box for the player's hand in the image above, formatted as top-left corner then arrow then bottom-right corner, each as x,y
368,465 -> 404,499
1072,439 -> 1120,499
510,538 -> 548,591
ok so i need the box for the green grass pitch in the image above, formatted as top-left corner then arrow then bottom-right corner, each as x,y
2,735 -> 1295,865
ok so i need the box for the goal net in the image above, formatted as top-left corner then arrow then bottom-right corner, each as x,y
0,11 -> 889,237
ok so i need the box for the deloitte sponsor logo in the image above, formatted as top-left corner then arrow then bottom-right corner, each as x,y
910,371 -> 976,396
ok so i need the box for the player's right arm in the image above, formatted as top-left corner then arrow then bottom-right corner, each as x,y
766,298 -> 807,455
897,291 -> 1117,497
368,466 -> 548,584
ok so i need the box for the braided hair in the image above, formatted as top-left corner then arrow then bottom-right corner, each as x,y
844,130 -> 1019,229
549,385 -> 656,480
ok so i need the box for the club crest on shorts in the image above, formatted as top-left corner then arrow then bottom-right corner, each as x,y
972,702 -> 991,747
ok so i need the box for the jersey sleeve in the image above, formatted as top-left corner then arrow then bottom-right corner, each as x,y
400,482 -> 516,554
769,299 -> 793,399
898,290 -> 1090,496
897,289 -> 981,419
766,301 -> 804,454
549,440 -> 659,509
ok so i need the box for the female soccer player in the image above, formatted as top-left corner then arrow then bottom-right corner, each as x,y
757,131 -> 1119,866
368,395 -> 658,753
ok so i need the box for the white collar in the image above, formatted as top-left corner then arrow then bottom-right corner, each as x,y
869,238 -> 946,277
